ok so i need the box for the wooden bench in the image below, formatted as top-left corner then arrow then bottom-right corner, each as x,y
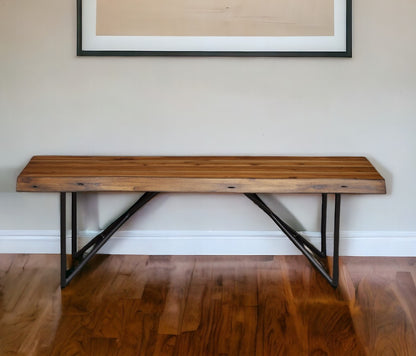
17,156 -> 386,288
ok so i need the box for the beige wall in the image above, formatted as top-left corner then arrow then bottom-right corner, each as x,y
1,0 -> 415,236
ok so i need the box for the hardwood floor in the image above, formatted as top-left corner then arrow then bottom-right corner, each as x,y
0,254 -> 415,355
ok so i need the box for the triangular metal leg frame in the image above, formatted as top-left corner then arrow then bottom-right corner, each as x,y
60,192 -> 159,288
60,192 -> 340,288
245,193 -> 341,288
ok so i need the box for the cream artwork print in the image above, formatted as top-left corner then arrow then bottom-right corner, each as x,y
96,0 -> 334,37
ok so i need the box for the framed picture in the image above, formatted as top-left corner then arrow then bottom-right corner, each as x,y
77,0 -> 352,57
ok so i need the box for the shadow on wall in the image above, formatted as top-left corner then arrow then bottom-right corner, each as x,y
1,166 -> 25,192
77,192 -> 100,231
368,155 -> 392,195
260,194 -> 308,231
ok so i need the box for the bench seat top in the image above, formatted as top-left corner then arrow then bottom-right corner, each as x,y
16,156 -> 386,194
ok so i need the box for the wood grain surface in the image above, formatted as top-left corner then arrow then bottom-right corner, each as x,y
16,156 -> 386,194
96,0 -> 334,37
0,254 -> 415,355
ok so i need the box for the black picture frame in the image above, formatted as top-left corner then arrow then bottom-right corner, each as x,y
77,0 -> 352,57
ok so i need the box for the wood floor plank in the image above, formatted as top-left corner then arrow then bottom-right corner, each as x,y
175,257 -> 232,355
1,254 -> 416,355
229,256 -> 259,356
179,257 -> 210,335
0,255 -> 60,356
158,256 -> 195,335
395,271 -> 416,335
111,298 -> 144,356
256,259 -> 306,356
153,335 -> 177,356
345,258 -> 416,356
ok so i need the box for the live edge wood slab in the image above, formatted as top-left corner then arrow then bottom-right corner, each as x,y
17,156 -> 386,194
16,155 -> 386,288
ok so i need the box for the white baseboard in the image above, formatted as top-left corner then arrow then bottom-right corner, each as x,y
1,230 -> 415,256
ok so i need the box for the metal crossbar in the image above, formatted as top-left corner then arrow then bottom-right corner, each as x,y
245,193 -> 341,288
60,192 -> 159,288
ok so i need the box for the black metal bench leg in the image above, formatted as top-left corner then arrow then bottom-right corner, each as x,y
321,193 -> 328,257
59,191 -> 159,288
71,192 -> 78,261
332,194 -> 341,287
60,192 -> 67,289
245,193 -> 341,288
60,192 -> 78,288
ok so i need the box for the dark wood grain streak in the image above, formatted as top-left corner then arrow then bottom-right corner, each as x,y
1,255 -> 415,355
